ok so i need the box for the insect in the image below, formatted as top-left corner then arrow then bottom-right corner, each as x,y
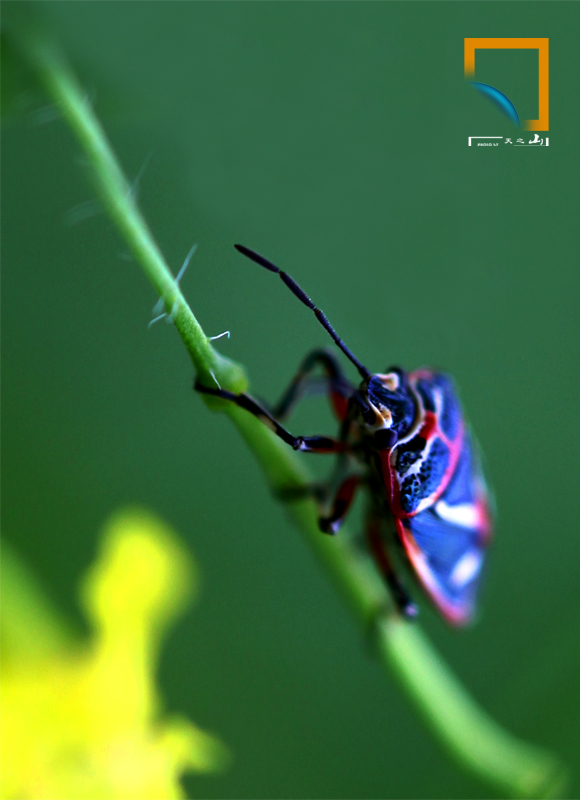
196,245 -> 493,624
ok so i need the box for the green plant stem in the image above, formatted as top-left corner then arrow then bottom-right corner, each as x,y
17,22 -> 245,394
16,23 -> 568,799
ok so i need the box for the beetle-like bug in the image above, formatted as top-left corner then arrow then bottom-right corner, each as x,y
196,245 -> 493,624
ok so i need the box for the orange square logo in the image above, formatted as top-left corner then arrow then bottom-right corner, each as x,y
464,38 -> 549,131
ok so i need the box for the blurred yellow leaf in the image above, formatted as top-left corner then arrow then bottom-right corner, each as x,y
1,508 -> 229,800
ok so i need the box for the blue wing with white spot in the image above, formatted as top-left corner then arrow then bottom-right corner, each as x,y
396,434 -> 492,625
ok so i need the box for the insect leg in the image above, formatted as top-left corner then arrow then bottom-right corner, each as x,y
271,348 -> 354,422
319,475 -> 361,535
195,381 -> 348,454
365,510 -> 418,619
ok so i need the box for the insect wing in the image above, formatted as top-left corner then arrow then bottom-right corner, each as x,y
392,371 -> 464,517
396,433 -> 492,625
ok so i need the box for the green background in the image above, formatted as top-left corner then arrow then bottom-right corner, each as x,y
3,2 -> 579,797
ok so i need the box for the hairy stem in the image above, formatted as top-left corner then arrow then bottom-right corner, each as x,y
14,21 -> 568,799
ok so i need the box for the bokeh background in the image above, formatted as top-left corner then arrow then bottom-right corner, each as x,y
3,2 -> 579,797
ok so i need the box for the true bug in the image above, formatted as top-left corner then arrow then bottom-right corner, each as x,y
196,245 -> 493,624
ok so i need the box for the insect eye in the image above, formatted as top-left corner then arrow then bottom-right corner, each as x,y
353,391 -> 376,425
383,366 -> 408,391
362,407 -> 377,425
374,429 -> 398,450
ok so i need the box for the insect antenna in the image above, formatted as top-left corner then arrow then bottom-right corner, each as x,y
234,244 -> 370,380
